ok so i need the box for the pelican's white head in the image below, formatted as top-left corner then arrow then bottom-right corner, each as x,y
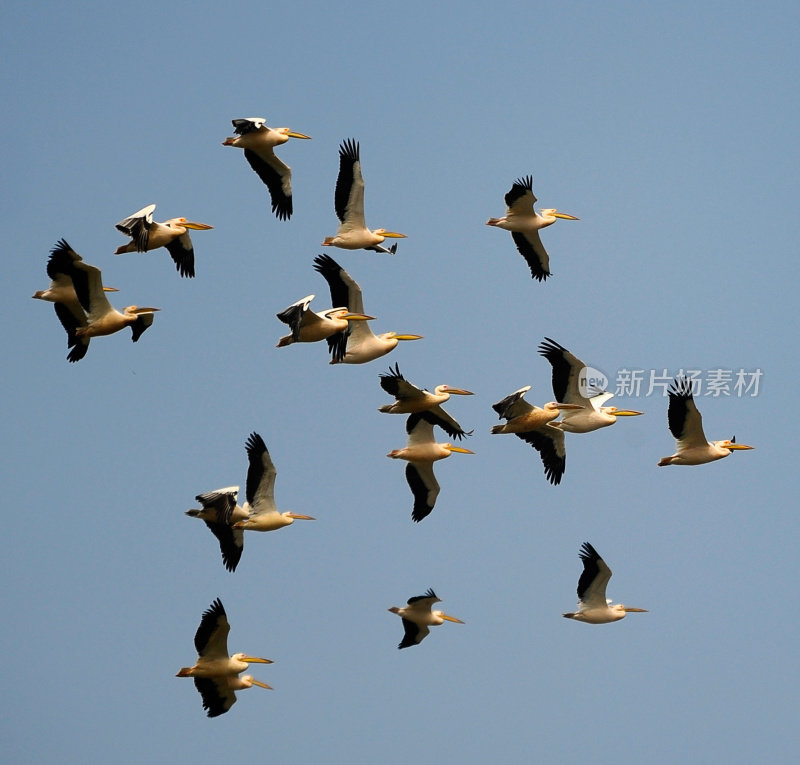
435,385 -> 474,396
234,674 -> 273,690
539,208 -> 579,221
279,127 -> 312,141
231,653 -> 273,666
164,217 -> 214,232
384,332 -> 423,342
372,228 -> 407,240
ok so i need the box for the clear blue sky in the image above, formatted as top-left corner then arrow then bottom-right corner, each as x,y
4,1 -> 799,763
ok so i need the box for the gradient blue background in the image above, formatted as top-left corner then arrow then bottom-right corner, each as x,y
4,1 -> 798,763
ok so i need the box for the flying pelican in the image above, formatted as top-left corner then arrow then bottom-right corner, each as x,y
322,139 -> 406,254
232,432 -> 316,532
563,543 -> 648,624
275,294 -> 374,363
387,413 -> 474,522
33,240 -> 118,362
388,589 -> 464,649
378,363 -> 474,440
177,598 -> 272,717
313,254 -> 422,364
114,204 -> 212,278
490,386 -> 583,485
222,117 -> 311,220
486,175 -> 578,281
658,376 -> 754,466
185,487 -> 248,572
538,337 -> 642,432
37,240 -> 159,361
192,674 -> 274,719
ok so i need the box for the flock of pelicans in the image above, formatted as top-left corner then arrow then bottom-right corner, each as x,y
33,117 -> 755,717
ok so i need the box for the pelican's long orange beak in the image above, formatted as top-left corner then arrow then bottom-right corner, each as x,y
250,678 -> 273,689
181,221 -> 214,231
242,656 -> 273,664
286,513 -> 316,521
447,446 -> 474,454
552,212 -> 579,220
441,614 -> 465,624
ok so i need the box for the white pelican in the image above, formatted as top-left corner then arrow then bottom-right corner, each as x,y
38,240 -> 159,361
313,254 -> 422,364
486,175 -> 578,281
378,363 -> 474,440
192,674 -> 274,719
563,543 -> 648,624
658,376 -> 754,466
222,117 -> 311,220
114,204 -> 212,278
275,294 -> 374,363
388,589 -> 464,649
490,386 -> 583,485
185,487 -> 248,572
322,139 -> 406,254
177,598 -> 272,717
538,337 -> 642,432
33,240 -> 118,362
232,432 -> 316,532
387,413 -> 474,522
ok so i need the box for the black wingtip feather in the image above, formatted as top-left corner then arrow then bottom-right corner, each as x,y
503,175 -> 535,208
407,588 -> 437,602
193,598 -> 226,654
579,542 -> 600,563
339,138 -> 359,161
